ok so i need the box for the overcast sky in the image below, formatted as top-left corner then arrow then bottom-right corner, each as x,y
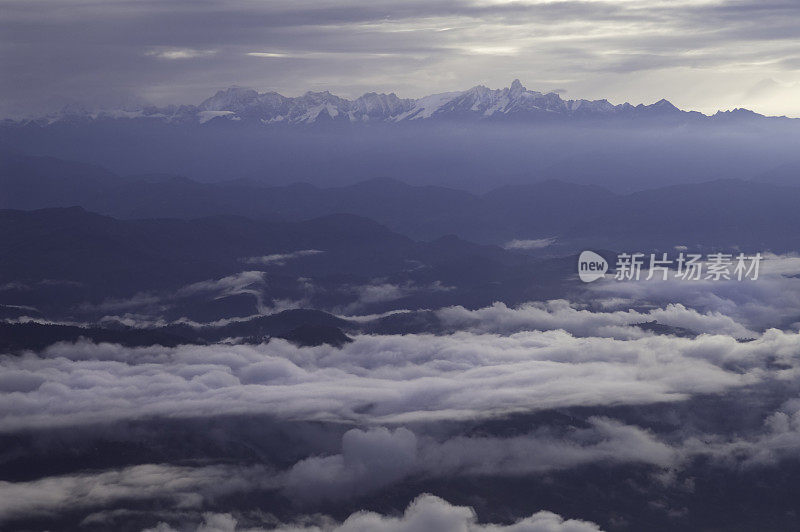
2,0 -> 800,117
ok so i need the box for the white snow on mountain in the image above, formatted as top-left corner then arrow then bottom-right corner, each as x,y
198,110 -> 236,124
26,79 -> 740,126
394,91 -> 462,120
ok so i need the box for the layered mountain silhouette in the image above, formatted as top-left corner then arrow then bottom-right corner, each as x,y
2,80 -> 796,190
0,205 -> 579,321
3,153 -> 800,252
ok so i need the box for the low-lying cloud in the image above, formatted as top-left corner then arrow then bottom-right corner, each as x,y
242,250 -> 324,266
284,422 -> 675,503
144,494 -> 603,532
4,322 -> 799,432
588,253 -> 800,332
0,463 -> 270,522
435,299 -> 755,338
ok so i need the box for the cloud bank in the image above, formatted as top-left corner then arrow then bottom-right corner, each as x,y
4,320 -> 798,432
144,494 -> 602,532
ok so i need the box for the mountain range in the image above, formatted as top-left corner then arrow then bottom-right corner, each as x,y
1,204 -> 582,321
3,81 -> 798,191
3,152 -> 800,252
14,80 -> 786,126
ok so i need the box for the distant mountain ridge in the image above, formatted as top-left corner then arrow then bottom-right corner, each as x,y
14,79 -> 786,125
5,153 -> 800,252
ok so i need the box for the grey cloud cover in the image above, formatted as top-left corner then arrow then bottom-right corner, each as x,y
4,0 -> 800,116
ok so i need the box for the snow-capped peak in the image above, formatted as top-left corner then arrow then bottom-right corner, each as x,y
24,80 -> 719,126
509,78 -> 525,95
199,87 -> 260,112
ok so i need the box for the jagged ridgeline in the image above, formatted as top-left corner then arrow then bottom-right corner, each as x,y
16,79 -> 769,124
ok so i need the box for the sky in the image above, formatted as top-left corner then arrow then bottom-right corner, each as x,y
2,0 -> 800,117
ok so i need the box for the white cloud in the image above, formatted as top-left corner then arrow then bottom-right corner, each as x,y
0,423 -> 663,522
0,463 -> 270,522
337,280 -> 453,313
147,48 -> 217,60
417,417 -> 675,477
588,253 -> 800,332
176,271 -> 267,298
144,494 -> 602,532
435,299 -> 755,338
681,397 -> 800,469
3,319 -> 796,431
284,427 -> 418,501
5,294 -> 800,523
503,238 -> 557,250
80,271 -> 271,319
281,421 -> 674,502
242,250 -> 324,266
